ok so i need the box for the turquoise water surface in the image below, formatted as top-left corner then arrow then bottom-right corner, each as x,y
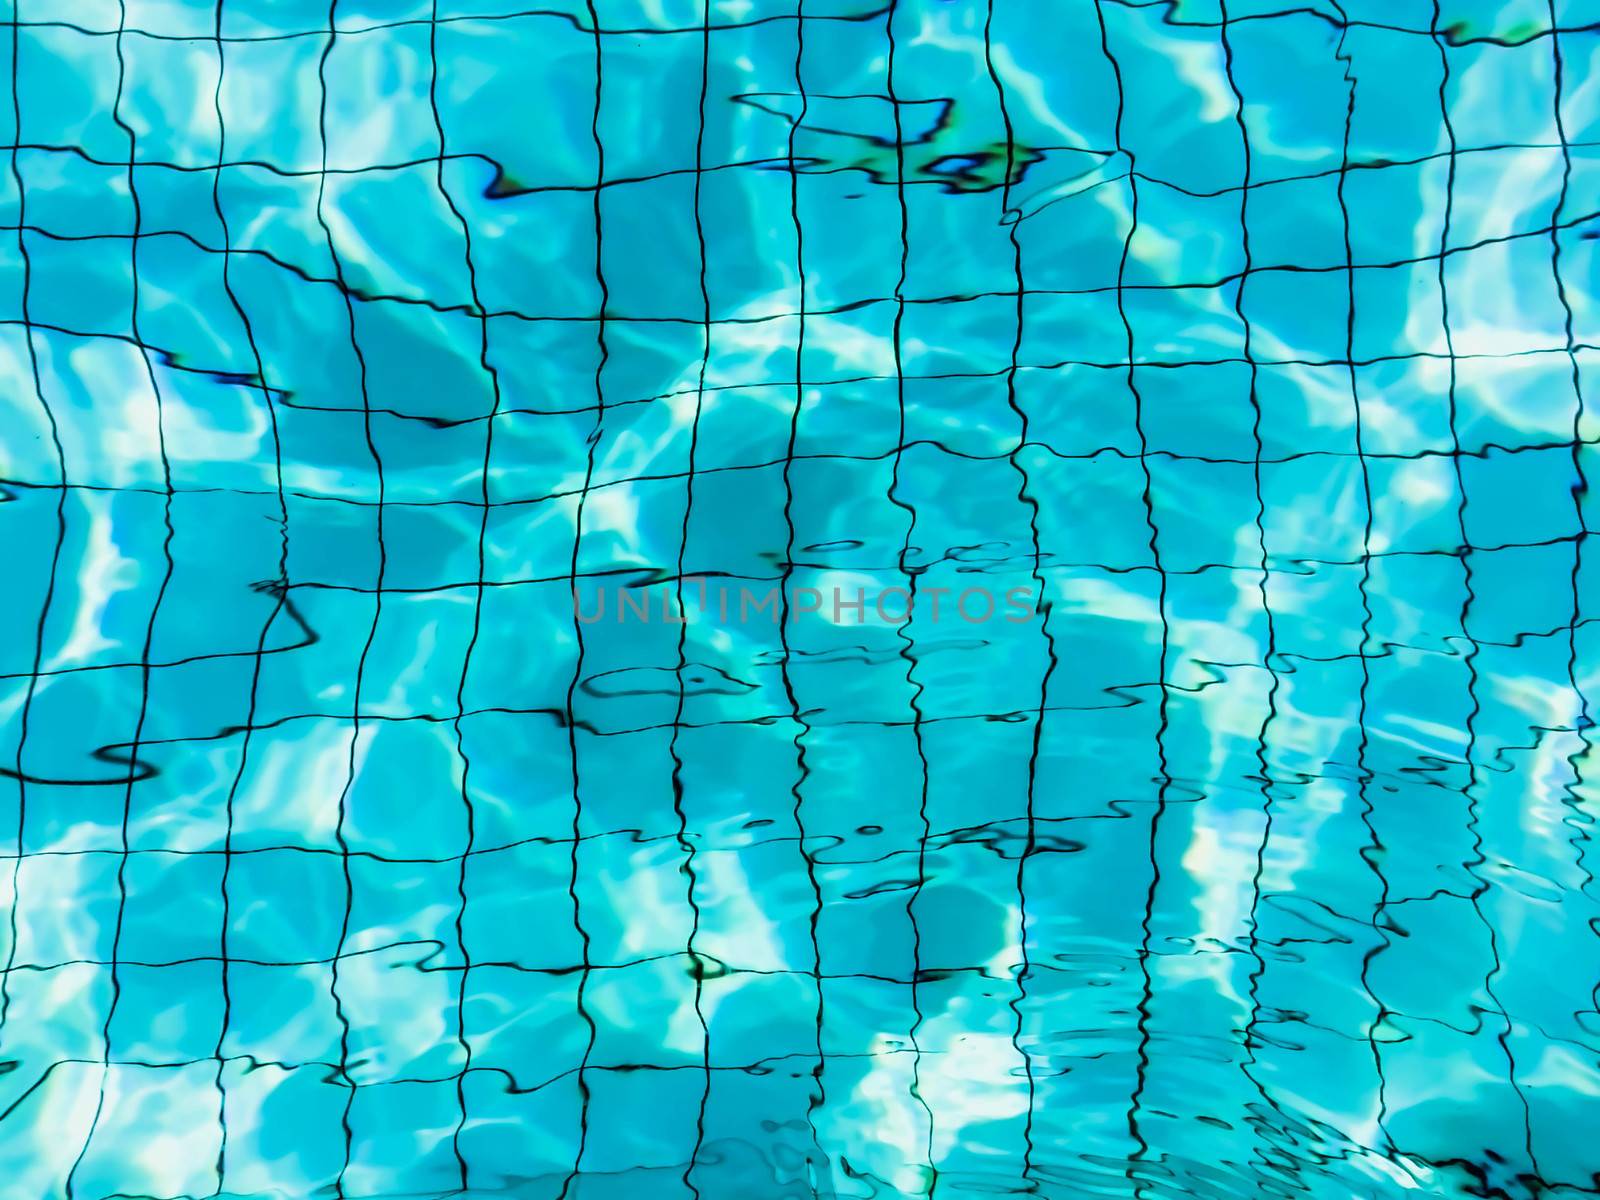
2,1 -> 1600,1197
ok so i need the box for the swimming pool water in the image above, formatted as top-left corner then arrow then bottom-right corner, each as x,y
1,1 -> 1599,1197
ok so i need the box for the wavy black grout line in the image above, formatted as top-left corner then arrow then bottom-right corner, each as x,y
62,0 -> 181,1192
777,0 -> 830,1191
666,0 -> 716,1193
1217,0 -> 1294,1185
882,3 -> 939,1195
982,1 -> 1050,1191
204,2 -> 297,1190
1091,4 -> 1177,1194
554,5 -> 608,1195
1544,0 -> 1600,1027
0,0 -> 68,1075
309,4 -> 390,1195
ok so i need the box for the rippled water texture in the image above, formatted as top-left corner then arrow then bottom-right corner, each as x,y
2,1 -> 1599,1197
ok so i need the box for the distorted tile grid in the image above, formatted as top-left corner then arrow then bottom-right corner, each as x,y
1,1 -> 1599,1197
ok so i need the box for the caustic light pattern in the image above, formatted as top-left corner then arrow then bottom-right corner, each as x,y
1,1 -> 1599,1198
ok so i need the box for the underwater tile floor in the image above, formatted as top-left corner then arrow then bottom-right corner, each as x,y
1,0 -> 1600,1197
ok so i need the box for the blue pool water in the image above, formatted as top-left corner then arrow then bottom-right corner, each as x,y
1,1 -> 1599,1197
